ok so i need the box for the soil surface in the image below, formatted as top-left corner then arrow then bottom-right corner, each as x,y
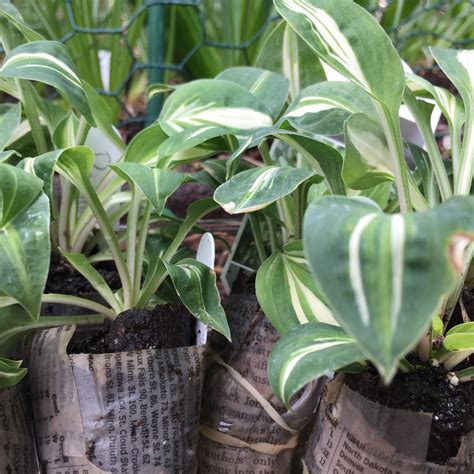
45,254 -> 121,294
346,363 -> 473,464
68,304 -> 193,354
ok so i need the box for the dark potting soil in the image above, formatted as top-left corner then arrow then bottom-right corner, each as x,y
45,254 -> 121,294
346,363 -> 473,464
68,305 -> 193,354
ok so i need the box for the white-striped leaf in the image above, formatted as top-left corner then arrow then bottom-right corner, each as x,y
0,103 -> 21,151
443,323 -> 474,351
269,322 -> 365,404
164,259 -> 230,340
214,165 -> 314,214
274,0 -> 405,115
216,67 -> 289,118
282,81 -> 376,135
256,20 -> 327,99
110,163 -> 189,216
0,357 -> 27,389
159,79 -> 273,135
256,240 -> 337,334
0,165 -> 50,319
0,41 -> 95,125
303,195 -> 474,381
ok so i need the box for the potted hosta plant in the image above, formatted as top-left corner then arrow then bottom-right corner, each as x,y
264,0 -> 474,471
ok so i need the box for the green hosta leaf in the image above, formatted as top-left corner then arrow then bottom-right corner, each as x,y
269,322 -> 365,404
110,163 -> 189,216
61,251 -> 121,314
216,67 -> 289,118
0,162 -> 43,224
54,145 -> 94,193
0,150 -> 19,164
256,20 -> 326,99
303,196 -> 474,381
282,81 -> 376,135
0,41 -> 95,125
0,103 -> 21,151
159,79 -> 273,135
444,323 -> 474,351
124,123 -> 168,165
0,357 -> 27,389
52,114 -> 79,148
214,165 -> 314,214
0,189 -> 50,319
164,259 -> 230,340
343,112 -> 395,189
430,48 -> 474,108
274,0 -> 405,115
256,240 -> 337,334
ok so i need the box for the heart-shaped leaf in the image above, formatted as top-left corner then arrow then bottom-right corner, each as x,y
214,165 -> 314,214
256,240 -> 337,334
303,196 -> 474,381
269,322 -> 365,404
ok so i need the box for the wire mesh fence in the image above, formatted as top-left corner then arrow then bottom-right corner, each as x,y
11,0 -> 474,128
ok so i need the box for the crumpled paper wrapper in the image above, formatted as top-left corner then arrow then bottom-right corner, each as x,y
304,376 -> 474,473
199,295 -> 323,473
0,380 -> 40,473
27,325 -> 207,473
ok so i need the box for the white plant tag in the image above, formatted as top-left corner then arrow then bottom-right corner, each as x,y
195,232 -> 215,345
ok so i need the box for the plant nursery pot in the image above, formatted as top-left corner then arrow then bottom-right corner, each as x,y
0,380 -> 40,473
303,374 -> 474,473
198,291 -> 324,473
26,305 -> 208,473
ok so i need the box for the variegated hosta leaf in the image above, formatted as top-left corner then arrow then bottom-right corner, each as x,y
274,0 -> 405,115
110,163 -> 189,216
0,103 -> 21,151
443,323 -> 474,351
269,322 -> 365,404
159,79 -> 273,135
256,240 -> 337,334
0,41 -> 95,125
164,259 -> 230,340
0,165 -> 50,319
256,20 -> 326,99
342,112 -> 395,189
303,195 -> 474,381
216,67 -> 289,119
282,81 -> 376,135
214,165 -> 314,214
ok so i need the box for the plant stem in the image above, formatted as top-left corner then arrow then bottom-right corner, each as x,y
265,215 -> 277,253
58,178 -> 73,250
75,116 -> 90,146
417,331 -> 432,362
249,214 -> 267,265
375,103 -> 411,213
126,186 -> 141,305
42,294 -> 115,319
293,186 -> 302,240
455,105 -> 474,195
134,202 -> 152,301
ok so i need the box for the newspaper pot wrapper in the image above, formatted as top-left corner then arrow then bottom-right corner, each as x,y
27,324 -> 208,473
199,295 -> 325,473
304,375 -> 474,474
0,380 -> 40,473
